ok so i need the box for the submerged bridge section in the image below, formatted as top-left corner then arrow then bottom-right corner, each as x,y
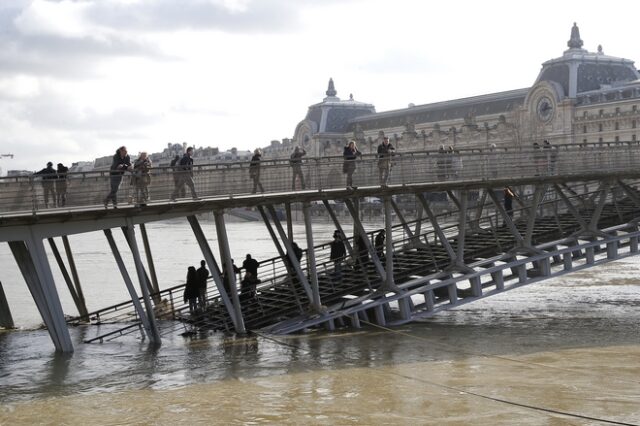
2,142 -> 640,352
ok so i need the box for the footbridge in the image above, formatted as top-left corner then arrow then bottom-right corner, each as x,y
2,141 -> 640,352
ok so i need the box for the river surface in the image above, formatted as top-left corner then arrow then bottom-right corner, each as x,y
1,219 -> 639,425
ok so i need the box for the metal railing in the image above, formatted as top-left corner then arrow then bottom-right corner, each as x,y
2,141 -> 640,215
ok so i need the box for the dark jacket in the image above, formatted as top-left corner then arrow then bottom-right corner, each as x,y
178,154 -> 194,175
110,153 -> 131,176
290,149 -> 306,166
342,146 -> 361,174
196,266 -> 209,290
243,257 -> 259,276
249,154 -> 261,177
183,268 -> 199,302
330,238 -> 346,260
35,165 -> 57,181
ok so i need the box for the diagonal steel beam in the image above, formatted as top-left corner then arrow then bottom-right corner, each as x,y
487,189 -> 525,245
345,198 -> 387,280
524,185 -> 546,247
415,192 -> 456,260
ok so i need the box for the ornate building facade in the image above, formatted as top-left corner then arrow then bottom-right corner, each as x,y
281,23 -> 639,158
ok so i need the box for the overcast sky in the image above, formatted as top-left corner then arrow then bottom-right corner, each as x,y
0,0 -> 638,173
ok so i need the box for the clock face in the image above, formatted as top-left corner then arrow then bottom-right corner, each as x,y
536,96 -> 554,122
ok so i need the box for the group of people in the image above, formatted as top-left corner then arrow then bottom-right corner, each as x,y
183,260 -> 210,314
102,146 -> 199,209
33,162 -> 69,208
342,136 -> 396,190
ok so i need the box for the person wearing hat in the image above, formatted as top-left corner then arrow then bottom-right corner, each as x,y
34,161 -> 57,208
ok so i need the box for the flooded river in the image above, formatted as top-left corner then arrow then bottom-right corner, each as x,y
1,219 -> 639,424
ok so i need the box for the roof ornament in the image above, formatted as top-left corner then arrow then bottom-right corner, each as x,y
326,78 -> 337,97
567,22 -> 583,49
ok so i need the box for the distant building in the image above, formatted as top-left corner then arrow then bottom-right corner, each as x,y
286,23 -> 640,158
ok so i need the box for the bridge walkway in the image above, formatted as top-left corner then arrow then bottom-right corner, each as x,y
75,178 -> 640,342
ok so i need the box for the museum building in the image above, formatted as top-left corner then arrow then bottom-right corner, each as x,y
271,24 -> 640,159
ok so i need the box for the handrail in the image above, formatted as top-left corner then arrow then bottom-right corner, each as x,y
3,140 -> 640,215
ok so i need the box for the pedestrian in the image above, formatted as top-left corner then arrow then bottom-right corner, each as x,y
450,146 -> 463,179
249,148 -> 264,193
183,266 -> 199,315
104,146 -> 131,208
533,142 -> 545,176
34,161 -> 57,208
170,147 -> 199,201
133,152 -> 152,206
354,234 -> 368,271
377,136 -> 395,186
196,260 -> 209,309
290,146 -> 306,190
374,229 -> 385,262
241,254 -> 260,299
329,230 -> 346,280
437,145 -> 447,180
543,139 -> 557,174
343,140 -> 362,190
242,254 -> 260,282
170,154 -> 185,198
55,163 -> 69,207
503,186 -> 515,226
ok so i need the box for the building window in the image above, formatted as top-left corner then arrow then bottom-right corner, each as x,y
615,107 -> 621,114
583,111 -> 588,118
583,125 -> 587,133
599,109 -> 604,116
615,122 -> 619,130
599,137 -> 603,143
599,123 -> 603,132
633,105 -> 638,112
615,136 -> 620,142
583,138 -> 588,144
633,134 -> 637,141
633,120 -> 637,129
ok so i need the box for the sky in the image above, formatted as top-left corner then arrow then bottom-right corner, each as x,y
0,0 -> 638,173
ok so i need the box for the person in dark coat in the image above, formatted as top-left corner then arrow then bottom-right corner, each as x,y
377,137 -> 395,186
170,154 -> 185,198
503,186 -> 515,226
170,147 -> 198,200
183,266 -> 199,314
343,140 -> 362,190
249,148 -> 264,193
290,146 -> 306,190
103,146 -> 131,208
240,255 -> 260,299
34,161 -> 57,208
196,260 -> 209,308
55,163 -> 68,207
329,230 -> 346,280
242,254 -> 259,280
374,229 -> 385,262
354,234 -> 368,271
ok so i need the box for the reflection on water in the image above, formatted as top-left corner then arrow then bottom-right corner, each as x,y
1,221 -> 640,423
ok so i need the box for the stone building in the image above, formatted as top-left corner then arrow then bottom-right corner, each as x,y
285,23 -> 640,158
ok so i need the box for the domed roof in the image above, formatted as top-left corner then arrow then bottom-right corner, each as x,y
534,23 -> 640,98
303,78 -> 376,134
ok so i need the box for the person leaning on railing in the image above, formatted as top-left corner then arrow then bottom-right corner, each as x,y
103,146 -> 131,209
343,140 -> 362,190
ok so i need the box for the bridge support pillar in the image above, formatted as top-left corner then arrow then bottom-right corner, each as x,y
491,270 -> 504,291
10,238 -> 74,353
606,241 -> 618,259
470,276 -> 482,297
349,313 -> 361,328
586,247 -> 595,264
447,283 -> 457,305
631,236 -> 639,253
562,252 -> 573,271
0,281 -> 15,329
423,288 -> 434,311
48,237 -> 89,322
302,202 -> 321,311
373,304 -> 386,326
104,229 -> 156,343
124,223 -> 161,345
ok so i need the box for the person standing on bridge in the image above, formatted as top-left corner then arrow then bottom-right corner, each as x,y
290,146 -> 306,190
170,147 -> 199,201
55,163 -> 68,207
330,230 -> 346,280
196,260 -> 209,309
343,140 -> 362,190
249,148 -> 264,193
170,154 -> 185,198
34,161 -> 57,208
503,186 -> 515,226
133,152 -> 152,206
183,266 -> 199,315
104,146 -> 131,208
377,136 -> 395,186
